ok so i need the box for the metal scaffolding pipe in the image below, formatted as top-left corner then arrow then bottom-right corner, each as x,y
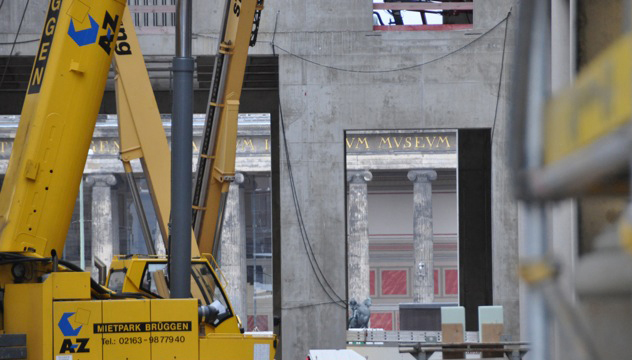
512,0 -> 551,358
176,0 -> 192,58
576,249 -> 632,296
170,0 -> 194,299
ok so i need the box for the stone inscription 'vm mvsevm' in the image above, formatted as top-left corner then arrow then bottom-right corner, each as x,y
0,137 -> 271,158
0,133 -> 453,157
345,133 -> 455,153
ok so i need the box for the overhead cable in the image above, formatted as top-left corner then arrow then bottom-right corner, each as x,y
491,9 -> 512,141
0,38 -> 39,45
271,13 -> 510,74
268,12 -> 512,311
272,11 -> 347,309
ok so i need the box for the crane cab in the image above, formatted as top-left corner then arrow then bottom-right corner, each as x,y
107,255 -> 242,334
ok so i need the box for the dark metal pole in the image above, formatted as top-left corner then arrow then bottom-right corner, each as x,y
170,0 -> 193,298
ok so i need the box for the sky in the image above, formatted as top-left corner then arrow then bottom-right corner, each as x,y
373,0 -> 444,26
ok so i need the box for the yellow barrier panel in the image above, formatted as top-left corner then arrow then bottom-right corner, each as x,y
545,34 -> 632,165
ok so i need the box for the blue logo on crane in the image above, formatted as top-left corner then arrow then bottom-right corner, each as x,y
67,15 -> 99,46
58,312 -> 82,337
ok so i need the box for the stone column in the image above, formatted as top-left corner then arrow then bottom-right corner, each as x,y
347,170 -> 372,304
85,174 -> 117,283
408,170 -> 437,303
154,218 -> 167,255
220,173 -> 247,323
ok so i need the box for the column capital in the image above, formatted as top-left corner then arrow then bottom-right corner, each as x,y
347,170 -> 373,184
407,169 -> 437,183
85,174 -> 117,187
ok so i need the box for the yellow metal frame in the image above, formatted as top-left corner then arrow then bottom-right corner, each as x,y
0,1 -> 276,358
194,0 -> 261,255
113,7 -> 199,257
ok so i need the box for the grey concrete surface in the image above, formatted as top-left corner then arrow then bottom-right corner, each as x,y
85,174 -> 117,280
220,173 -> 248,323
270,2 -> 519,357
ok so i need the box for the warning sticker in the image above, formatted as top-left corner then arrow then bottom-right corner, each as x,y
56,355 -> 72,360
253,344 -> 270,360
93,321 -> 192,333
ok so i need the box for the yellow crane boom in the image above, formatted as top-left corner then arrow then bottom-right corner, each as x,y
192,0 -> 264,256
0,0 -> 275,358
0,0 -> 126,257
113,7 -> 200,258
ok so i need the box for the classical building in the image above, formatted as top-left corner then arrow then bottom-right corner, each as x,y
0,113 -> 275,331
346,130 -> 458,329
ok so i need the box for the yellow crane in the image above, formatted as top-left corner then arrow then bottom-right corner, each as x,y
0,0 -> 274,359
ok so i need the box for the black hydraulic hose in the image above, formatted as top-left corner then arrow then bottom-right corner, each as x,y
0,255 -> 155,299
58,259 -> 111,295
59,260 -> 152,299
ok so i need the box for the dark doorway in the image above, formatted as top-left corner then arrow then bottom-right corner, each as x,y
458,128 -> 492,331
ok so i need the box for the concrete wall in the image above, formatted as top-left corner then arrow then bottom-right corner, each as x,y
263,0 -> 518,357
368,192 -> 457,236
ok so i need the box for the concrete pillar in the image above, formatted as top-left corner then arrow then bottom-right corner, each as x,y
85,174 -> 117,283
548,2 -> 578,358
407,169 -> 437,303
154,217 -> 167,255
346,170 -> 372,304
220,172 -> 247,323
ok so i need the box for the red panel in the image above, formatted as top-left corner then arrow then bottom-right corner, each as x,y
381,270 -> 407,295
373,2 -> 474,11
248,315 -> 269,331
370,312 -> 393,330
373,24 -> 473,31
445,269 -> 459,295
370,270 -> 376,296
256,315 -> 269,331
434,269 -> 439,295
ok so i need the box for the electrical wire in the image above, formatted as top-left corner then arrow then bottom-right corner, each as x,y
491,9 -> 512,142
269,12 -> 511,311
57,258 -> 153,298
271,13 -> 510,74
0,38 -> 39,45
0,0 -> 31,90
281,300 -> 343,310
1,252 -> 153,300
0,9 -> 510,308
277,92 -> 347,309
271,12 -> 347,309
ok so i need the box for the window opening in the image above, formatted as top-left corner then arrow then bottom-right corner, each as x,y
139,261 -> 233,326
373,0 -> 473,31
107,269 -> 126,293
